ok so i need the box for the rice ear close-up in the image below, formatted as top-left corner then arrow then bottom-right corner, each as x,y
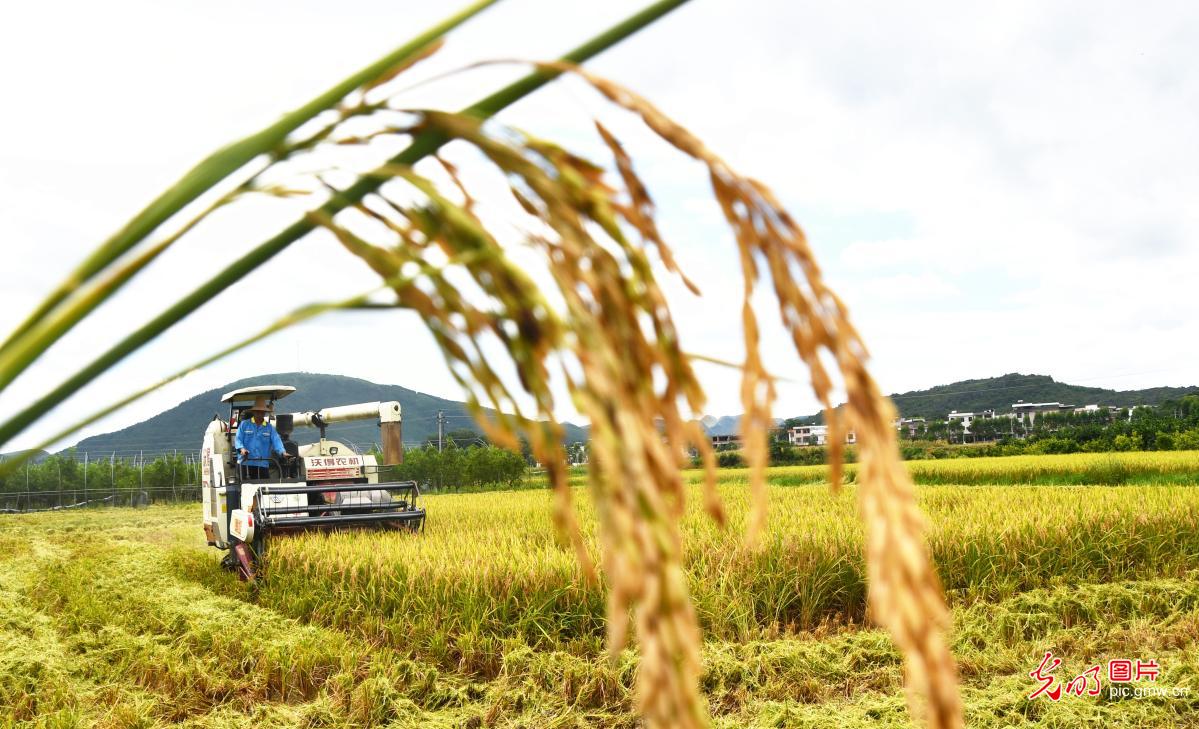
0,2 -> 968,728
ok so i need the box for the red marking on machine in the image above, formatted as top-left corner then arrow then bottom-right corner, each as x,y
305,454 -> 363,480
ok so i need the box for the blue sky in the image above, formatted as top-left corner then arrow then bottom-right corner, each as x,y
1,0 -> 1197,451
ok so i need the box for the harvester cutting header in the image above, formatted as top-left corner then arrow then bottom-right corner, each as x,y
201,383 -> 425,580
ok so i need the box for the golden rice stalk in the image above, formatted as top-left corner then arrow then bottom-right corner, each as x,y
547,63 -> 963,727
285,56 -> 962,723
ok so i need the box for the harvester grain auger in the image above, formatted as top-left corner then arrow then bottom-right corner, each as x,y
200,384 -> 425,580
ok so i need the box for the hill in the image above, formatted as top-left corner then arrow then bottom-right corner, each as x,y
0,449 -> 48,465
58,372 -> 1199,452
69,372 -> 588,454
887,373 -> 1199,419
782,373 -> 1199,424
700,415 -> 784,436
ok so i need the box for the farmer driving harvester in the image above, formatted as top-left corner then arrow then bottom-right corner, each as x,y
202,383 -> 424,580
234,395 -> 293,480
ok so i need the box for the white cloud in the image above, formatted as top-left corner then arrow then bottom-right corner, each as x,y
2,0 -> 1198,451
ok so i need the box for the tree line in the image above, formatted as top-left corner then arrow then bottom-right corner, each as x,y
713,395 -> 1199,468
900,396 -> 1199,454
381,441 -> 529,492
0,439 -> 530,497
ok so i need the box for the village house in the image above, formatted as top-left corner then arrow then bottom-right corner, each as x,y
947,409 -> 995,434
1011,400 -> 1073,424
719,400 -> 1138,451
893,417 -> 926,438
786,424 -> 856,447
1073,404 -> 1125,417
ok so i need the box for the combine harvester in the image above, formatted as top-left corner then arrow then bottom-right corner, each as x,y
200,384 -> 425,580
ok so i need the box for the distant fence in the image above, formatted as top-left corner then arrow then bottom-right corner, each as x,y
0,450 -> 205,513
0,442 -> 376,513
0,438 -> 503,513
0,485 -> 201,513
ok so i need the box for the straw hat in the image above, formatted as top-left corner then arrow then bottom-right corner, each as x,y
246,395 -> 274,413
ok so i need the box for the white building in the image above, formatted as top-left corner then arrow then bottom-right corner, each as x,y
947,410 -> 974,429
947,409 -> 995,434
788,425 -> 826,446
1012,401 -> 1072,424
787,425 -> 856,447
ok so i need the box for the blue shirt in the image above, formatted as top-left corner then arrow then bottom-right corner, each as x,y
234,419 -> 285,467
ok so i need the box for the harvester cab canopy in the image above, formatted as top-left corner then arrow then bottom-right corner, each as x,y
221,385 -> 295,432
221,385 -> 297,402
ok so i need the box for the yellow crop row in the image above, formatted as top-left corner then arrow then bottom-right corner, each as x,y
259,479 -> 1199,672
681,449 -> 1199,487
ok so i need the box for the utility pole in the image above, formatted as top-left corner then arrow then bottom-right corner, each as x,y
437,410 -> 445,452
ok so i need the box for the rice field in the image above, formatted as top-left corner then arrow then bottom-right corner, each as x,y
665,450 -> 1199,488
2,451 -> 1198,727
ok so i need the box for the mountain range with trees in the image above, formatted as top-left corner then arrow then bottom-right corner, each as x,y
32,371 -> 1196,457
780,373 -> 1197,426
886,373 -> 1196,419
67,372 -> 588,454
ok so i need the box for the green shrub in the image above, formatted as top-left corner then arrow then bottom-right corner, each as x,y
717,451 -> 745,468
1175,429 -> 1199,450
